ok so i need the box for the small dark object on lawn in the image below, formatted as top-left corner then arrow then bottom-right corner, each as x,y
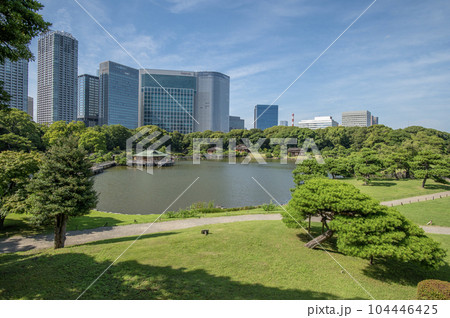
134,219 -> 137,223
427,220 -> 433,225
201,229 -> 209,235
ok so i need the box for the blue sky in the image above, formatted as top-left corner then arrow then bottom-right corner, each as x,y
28,0 -> 450,131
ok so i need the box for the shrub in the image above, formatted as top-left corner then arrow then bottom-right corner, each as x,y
262,201 -> 276,212
417,279 -> 450,300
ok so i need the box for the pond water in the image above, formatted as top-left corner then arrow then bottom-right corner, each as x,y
93,160 -> 296,214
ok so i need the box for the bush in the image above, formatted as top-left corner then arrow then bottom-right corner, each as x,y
262,201 -> 276,212
417,279 -> 450,300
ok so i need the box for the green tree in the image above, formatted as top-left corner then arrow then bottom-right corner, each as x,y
383,150 -> 411,179
0,151 -> 40,228
0,0 -> 50,110
43,121 -> 86,147
103,125 -> 132,151
353,148 -> 382,185
283,178 -> 445,268
292,159 -> 327,186
26,137 -> 98,248
78,129 -> 107,153
411,151 -> 449,188
0,108 -> 44,150
324,157 -> 351,179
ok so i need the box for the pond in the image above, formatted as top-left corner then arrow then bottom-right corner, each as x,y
93,159 -> 296,214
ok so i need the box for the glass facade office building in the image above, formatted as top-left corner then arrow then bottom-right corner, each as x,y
77,74 -> 99,127
37,31 -> 78,124
99,61 -> 139,129
254,104 -> 278,130
229,115 -> 245,130
195,72 -> 230,132
139,70 -> 196,134
139,69 -> 230,134
0,59 -> 28,112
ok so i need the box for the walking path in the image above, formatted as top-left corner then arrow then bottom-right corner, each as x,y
1,191 -> 449,254
380,191 -> 450,206
0,214 -> 282,253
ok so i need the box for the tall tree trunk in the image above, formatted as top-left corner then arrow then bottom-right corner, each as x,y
0,216 -> 5,230
422,177 -> 427,188
54,214 -> 68,249
370,255 -> 374,265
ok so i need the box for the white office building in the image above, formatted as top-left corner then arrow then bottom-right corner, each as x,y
298,116 -> 338,129
0,59 -> 28,111
37,30 -> 78,124
341,110 -> 377,127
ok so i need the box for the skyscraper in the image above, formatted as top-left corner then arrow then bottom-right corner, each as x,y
279,120 -> 288,126
99,61 -> 139,129
342,110 -> 376,127
37,31 -> 78,124
195,72 -> 230,132
138,69 -> 230,134
139,69 -> 196,134
229,115 -> 245,130
254,104 -> 278,130
77,74 -> 99,127
27,96 -> 33,118
0,59 -> 28,111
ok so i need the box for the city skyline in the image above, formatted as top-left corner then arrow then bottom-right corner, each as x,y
24,0 -> 450,132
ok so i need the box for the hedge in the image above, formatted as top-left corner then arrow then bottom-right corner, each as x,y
417,279 -> 450,300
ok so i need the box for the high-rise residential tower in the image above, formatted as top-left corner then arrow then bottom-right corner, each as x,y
195,71 -> 230,132
27,96 -> 33,118
99,61 -> 139,129
77,74 -> 99,127
254,104 -> 278,130
37,31 -> 78,124
0,59 -> 28,111
138,69 -> 230,134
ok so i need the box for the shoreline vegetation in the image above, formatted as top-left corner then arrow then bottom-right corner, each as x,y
1,178 -> 449,239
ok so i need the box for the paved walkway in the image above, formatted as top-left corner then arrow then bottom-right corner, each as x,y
380,191 -> 450,206
0,214 -> 282,253
1,191 -> 449,254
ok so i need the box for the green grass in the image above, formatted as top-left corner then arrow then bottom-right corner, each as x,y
395,197 -> 450,227
0,207 -> 283,238
341,179 -> 450,202
0,221 -> 448,300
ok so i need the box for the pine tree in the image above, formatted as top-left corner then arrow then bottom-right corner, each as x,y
26,136 -> 98,248
283,178 -> 446,268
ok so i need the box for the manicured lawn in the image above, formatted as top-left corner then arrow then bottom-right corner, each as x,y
0,207 -> 282,238
395,197 -> 450,227
340,179 -> 450,202
0,220 -> 448,300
